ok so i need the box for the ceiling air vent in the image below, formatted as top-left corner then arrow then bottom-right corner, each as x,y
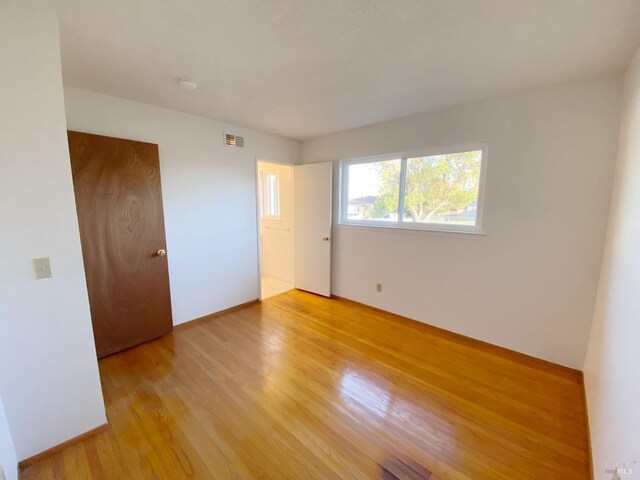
225,133 -> 244,148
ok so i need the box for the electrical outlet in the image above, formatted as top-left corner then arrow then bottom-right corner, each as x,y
33,257 -> 52,279
376,283 -> 382,292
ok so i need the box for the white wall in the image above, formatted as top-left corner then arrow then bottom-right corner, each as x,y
0,396 -> 17,480
583,47 -> 640,479
0,3 -> 106,460
258,162 -> 294,283
302,77 -> 622,368
64,87 -> 300,325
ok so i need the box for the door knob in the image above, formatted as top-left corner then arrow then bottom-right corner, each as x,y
156,249 -> 167,256
322,237 -> 330,241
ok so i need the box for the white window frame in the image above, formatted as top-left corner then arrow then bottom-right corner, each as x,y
259,171 -> 281,220
339,143 -> 488,234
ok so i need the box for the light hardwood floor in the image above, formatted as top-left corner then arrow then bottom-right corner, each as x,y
21,290 -> 590,479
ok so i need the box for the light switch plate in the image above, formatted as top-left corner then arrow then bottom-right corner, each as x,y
33,257 -> 52,279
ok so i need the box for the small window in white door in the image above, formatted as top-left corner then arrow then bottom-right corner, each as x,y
260,171 -> 280,219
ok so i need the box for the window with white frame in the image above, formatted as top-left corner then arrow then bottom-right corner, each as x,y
340,145 -> 486,232
260,171 -> 280,219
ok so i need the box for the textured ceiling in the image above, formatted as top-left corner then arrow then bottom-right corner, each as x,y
55,0 -> 640,139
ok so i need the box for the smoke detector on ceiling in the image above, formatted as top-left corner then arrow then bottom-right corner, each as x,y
177,78 -> 197,90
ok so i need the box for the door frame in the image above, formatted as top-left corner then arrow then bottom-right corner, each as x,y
254,157 -> 295,300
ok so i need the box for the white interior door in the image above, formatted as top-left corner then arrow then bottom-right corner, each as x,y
294,162 -> 332,297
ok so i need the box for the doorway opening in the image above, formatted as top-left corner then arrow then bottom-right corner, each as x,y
257,161 -> 294,299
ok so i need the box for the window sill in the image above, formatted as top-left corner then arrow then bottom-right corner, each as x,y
336,222 -> 486,238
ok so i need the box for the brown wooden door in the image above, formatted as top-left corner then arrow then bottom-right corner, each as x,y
68,131 -> 173,358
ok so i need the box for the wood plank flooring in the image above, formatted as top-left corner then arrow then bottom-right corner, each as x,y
21,290 -> 590,479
